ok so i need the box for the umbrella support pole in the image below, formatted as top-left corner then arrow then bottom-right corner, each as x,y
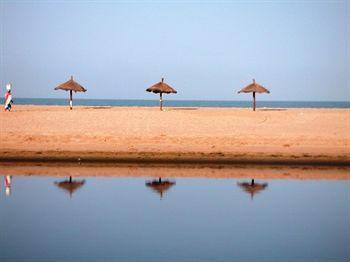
253,92 -> 256,111
69,90 -> 73,110
160,93 -> 163,111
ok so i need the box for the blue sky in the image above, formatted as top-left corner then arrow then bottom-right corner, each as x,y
0,0 -> 349,101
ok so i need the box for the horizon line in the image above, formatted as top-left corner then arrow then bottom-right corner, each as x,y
6,97 -> 350,103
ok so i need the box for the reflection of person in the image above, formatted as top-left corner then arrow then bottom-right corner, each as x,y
4,83 -> 13,111
4,176 -> 11,196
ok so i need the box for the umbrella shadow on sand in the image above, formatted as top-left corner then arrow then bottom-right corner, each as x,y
55,176 -> 86,198
145,177 -> 176,199
237,179 -> 268,200
168,107 -> 198,111
259,108 -> 287,111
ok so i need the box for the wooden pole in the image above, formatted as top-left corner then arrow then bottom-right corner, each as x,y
253,92 -> 256,111
69,90 -> 73,110
160,93 -> 163,111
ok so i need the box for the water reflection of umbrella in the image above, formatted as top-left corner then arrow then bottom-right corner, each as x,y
55,176 -> 85,198
54,76 -> 87,110
237,179 -> 268,199
238,79 -> 270,111
146,78 -> 177,111
145,177 -> 176,199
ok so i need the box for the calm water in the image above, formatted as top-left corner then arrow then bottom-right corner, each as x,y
1,98 -> 350,108
0,172 -> 349,261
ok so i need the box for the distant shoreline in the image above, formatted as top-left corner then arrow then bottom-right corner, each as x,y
1,98 -> 349,108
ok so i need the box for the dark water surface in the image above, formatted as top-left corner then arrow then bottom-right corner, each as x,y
0,172 -> 349,261
2,98 -> 350,108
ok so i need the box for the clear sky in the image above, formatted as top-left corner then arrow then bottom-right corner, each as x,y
0,0 -> 349,101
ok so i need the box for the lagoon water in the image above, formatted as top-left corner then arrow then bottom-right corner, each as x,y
0,168 -> 349,261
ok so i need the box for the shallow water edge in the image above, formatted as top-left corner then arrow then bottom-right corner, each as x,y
1,150 -> 349,166
1,162 -> 349,180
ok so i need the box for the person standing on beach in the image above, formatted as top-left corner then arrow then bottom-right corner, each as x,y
4,83 -> 13,111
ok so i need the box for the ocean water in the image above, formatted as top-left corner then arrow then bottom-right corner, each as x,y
0,169 -> 349,262
1,98 -> 349,108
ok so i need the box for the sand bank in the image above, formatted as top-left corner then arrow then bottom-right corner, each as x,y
0,162 -> 349,180
0,105 -> 349,165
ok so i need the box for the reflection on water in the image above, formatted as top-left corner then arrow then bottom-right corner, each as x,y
54,176 -> 86,198
0,166 -> 349,261
237,178 -> 268,199
4,176 -> 12,196
145,177 -> 176,199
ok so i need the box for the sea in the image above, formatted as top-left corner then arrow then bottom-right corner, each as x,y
1,98 -> 349,108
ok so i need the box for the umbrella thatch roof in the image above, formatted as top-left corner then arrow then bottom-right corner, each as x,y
238,79 -> 269,94
55,177 -> 85,197
146,178 -> 176,198
238,179 -> 268,199
54,76 -> 87,92
146,78 -> 177,94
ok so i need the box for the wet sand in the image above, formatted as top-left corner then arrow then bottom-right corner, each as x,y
0,105 -> 349,165
0,162 -> 349,180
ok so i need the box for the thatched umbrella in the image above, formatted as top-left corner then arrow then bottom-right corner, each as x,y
238,79 -> 270,111
145,177 -> 176,199
146,78 -> 177,111
55,176 -> 85,198
237,179 -> 268,199
54,76 -> 87,110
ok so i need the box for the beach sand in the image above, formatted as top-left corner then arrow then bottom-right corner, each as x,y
0,105 -> 349,165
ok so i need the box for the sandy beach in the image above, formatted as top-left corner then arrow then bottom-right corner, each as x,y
0,105 -> 349,165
